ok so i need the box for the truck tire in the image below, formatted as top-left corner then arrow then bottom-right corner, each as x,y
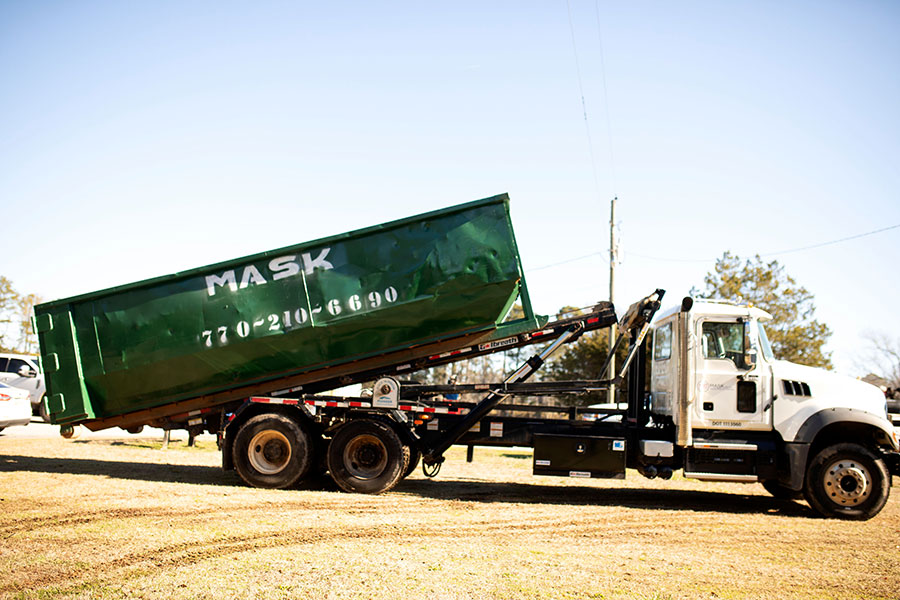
327,419 -> 409,494
233,413 -> 313,489
403,444 -> 421,479
762,480 -> 803,501
803,443 -> 890,520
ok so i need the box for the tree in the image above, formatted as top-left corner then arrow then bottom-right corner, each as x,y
16,292 -> 42,354
0,276 -> 43,354
858,332 -> 900,389
544,306 -> 632,406
0,276 -> 19,352
420,302 -> 528,388
692,252 -> 832,368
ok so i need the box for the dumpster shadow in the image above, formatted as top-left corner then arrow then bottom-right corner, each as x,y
0,454 -> 813,518
0,454 -> 239,487
394,478 -> 815,518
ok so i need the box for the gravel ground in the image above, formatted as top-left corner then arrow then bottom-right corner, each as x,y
0,435 -> 898,600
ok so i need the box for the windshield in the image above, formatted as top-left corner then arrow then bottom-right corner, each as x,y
757,322 -> 775,361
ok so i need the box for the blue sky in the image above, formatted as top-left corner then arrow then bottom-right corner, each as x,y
2,1 -> 898,375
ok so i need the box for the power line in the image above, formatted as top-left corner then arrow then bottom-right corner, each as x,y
531,251 -> 605,272
593,0 -> 618,197
627,223 -> 900,264
624,252 -> 711,264
530,223 -> 900,271
565,0 -> 602,201
762,223 -> 900,257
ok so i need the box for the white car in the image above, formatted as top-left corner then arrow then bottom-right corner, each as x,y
0,382 -> 31,432
0,353 -> 47,421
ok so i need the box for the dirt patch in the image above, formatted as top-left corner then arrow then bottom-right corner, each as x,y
1,437 -> 898,599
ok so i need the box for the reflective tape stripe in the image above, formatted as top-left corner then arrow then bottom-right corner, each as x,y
301,399 -> 374,409
250,397 -> 300,405
250,396 -> 465,415
428,347 -> 473,361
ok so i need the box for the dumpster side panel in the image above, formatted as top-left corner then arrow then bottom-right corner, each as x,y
37,196 -> 527,422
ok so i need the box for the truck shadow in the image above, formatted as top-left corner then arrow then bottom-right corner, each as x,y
395,478 -> 816,518
1,454 -> 814,518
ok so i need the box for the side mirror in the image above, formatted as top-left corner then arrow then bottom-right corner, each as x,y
17,365 -> 36,378
743,352 -> 757,370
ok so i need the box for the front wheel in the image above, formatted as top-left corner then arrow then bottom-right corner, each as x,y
232,413 -> 313,489
327,420 -> 408,494
804,443 -> 890,520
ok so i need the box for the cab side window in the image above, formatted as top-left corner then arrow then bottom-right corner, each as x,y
653,323 -> 672,361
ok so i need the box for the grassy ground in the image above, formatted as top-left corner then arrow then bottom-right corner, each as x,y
0,436 -> 898,600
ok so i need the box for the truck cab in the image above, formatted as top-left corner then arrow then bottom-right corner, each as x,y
649,298 -> 899,519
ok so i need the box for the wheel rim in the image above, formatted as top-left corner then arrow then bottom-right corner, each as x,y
248,430 -> 292,475
823,459 -> 871,506
342,434 -> 388,480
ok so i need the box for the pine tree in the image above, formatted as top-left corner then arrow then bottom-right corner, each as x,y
692,252 -> 832,368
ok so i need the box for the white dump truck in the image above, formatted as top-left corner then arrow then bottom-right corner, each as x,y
37,196 -> 898,519
208,291 -> 897,520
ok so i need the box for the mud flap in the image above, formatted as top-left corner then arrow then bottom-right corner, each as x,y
885,451 -> 900,478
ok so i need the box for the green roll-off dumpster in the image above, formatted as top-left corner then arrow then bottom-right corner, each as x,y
34,194 -> 541,428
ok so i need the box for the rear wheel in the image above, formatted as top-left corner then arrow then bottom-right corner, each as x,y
403,445 -> 422,479
804,443 -> 890,520
233,413 -> 313,489
327,420 -> 408,494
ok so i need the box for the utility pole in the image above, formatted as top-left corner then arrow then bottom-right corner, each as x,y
608,196 -> 617,405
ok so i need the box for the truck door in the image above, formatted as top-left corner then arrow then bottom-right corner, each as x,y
693,318 -> 771,431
